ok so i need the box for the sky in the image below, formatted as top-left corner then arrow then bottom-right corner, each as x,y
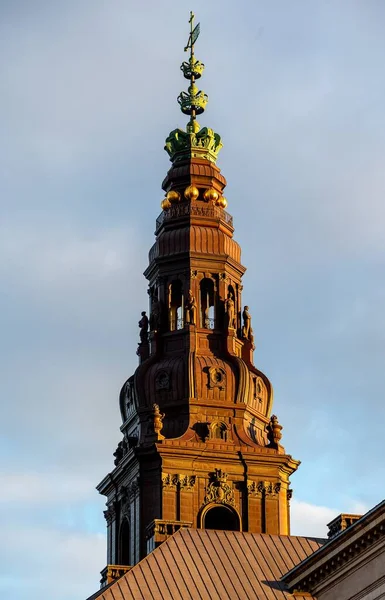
1,0 -> 385,598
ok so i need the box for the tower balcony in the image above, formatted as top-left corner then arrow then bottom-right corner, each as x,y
155,203 -> 233,234
145,519 -> 192,555
100,564 -> 132,588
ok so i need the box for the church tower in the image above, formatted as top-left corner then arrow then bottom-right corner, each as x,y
97,14 -> 299,586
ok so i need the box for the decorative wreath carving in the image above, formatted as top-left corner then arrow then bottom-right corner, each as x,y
155,370 -> 171,391
208,367 -> 226,390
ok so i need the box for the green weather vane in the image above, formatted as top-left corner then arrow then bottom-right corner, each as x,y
178,11 -> 208,133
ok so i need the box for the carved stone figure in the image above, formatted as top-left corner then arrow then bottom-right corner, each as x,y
150,295 -> 161,331
138,311 -> 149,343
242,306 -> 251,339
225,292 -> 236,328
249,327 -> 255,350
185,289 -> 197,325
113,441 -> 124,466
153,403 -> 165,440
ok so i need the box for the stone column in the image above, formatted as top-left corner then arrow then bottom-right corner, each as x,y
104,503 -> 117,564
161,473 -> 178,521
179,475 -> 196,523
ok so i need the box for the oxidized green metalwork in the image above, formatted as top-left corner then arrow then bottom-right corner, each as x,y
165,12 -> 223,164
165,127 -> 223,163
179,11 -> 207,128
180,56 -> 205,80
177,83 -> 208,116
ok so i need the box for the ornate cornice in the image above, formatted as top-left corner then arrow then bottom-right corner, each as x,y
103,504 -> 116,525
283,502 -> 385,594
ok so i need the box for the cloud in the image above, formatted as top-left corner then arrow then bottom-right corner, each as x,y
290,498 -> 369,539
290,500 -> 337,538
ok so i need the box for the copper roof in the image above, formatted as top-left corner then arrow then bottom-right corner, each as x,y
88,529 -> 324,600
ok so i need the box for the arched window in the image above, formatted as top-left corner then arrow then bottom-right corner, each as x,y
200,278 -> 215,329
204,505 -> 240,531
168,280 -> 183,331
210,422 -> 227,441
119,518 -> 131,566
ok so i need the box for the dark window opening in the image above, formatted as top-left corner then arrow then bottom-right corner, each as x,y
204,505 -> 240,531
169,280 -> 183,331
200,278 -> 215,328
119,518 -> 131,565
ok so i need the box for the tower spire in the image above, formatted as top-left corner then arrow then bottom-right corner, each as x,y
178,12 -> 207,133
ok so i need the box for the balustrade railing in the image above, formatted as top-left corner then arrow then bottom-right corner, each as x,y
203,317 -> 215,330
156,203 -> 233,231
100,564 -> 132,587
145,519 -> 192,555
168,317 -> 216,331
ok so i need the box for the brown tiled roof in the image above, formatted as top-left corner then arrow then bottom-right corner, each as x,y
88,529 -> 324,600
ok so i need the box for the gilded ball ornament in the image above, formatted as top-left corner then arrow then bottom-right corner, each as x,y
216,196 -> 228,208
203,188 -> 219,203
166,190 -> 181,203
161,198 -> 171,210
184,185 -> 199,201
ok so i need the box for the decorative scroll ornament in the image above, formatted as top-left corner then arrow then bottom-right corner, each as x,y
247,480 -> 281,497
162,473 -> 196,491
204,469 -> 234,506
179,475 -> 196,491
162,473 -> 178,488
103,505 -> 116,525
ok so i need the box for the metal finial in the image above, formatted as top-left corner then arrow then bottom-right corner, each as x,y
178,12 -> 207,133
